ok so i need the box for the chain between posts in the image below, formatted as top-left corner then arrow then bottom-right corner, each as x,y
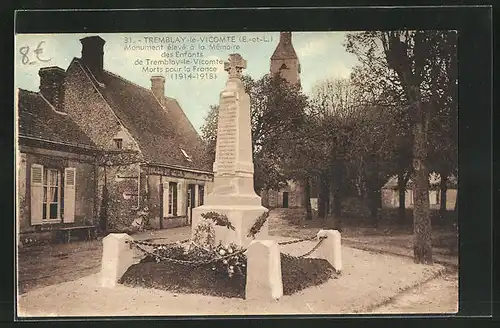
129,240 -> 247,267
126,234 -> 325,265
126,238 -> 190,247
281,236 -> 327,259
277,235 -> 318,245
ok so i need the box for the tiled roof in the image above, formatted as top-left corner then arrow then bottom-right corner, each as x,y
76,60 -> 211,172
17,89 -> 96,148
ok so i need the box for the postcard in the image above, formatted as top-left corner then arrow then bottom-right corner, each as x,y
15,30 -> 458,317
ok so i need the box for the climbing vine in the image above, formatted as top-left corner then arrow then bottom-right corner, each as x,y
96,149 -> 144,233
95,149 -> 143,167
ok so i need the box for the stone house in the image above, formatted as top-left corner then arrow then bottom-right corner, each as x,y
17,35 -> 213,239
263,180 -> 304,209
381,174 -> 457,210
16,87 -> 100,243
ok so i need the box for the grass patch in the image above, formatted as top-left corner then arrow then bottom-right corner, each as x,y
119,254 -> 338,299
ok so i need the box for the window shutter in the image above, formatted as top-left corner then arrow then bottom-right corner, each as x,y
177,182 -> 183,216
63,168 -> 76,223
30,164 -> 44,225
162,182 -> 169,217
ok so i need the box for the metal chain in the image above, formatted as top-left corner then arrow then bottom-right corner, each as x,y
281,236 -> 326,259
131,241 -> 247,267
129,234 -> 326,265
131,234 -> 318,247
277,234 -> 318,245
126,238 -> 190,247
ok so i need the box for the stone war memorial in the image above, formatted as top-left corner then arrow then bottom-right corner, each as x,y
191,53 -> 269,248
98,53 -> 342,303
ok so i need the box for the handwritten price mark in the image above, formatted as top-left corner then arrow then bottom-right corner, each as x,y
19,41 -> 51,65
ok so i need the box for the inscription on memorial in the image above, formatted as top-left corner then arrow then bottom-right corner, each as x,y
216,94 -> 238,175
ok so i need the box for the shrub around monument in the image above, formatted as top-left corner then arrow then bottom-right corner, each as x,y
120,259 -> 247,298
119,241 -> 338,299
120,241 -> 247,298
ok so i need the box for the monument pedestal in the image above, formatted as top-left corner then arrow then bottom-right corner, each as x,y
192,204 -> 268,248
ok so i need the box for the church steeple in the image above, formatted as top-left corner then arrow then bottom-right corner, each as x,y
270,32 -> 301,85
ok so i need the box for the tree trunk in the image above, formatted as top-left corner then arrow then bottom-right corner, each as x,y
318,175 -> 329,219
261,189 -> 270,208
333,182 -> 342,218
439,172 -> 448,222
303,178 -> 312,220
328,180 -> 335,215
330,180 -> 342,230
397,174 -> 407,224
412,101 -> 433,264
368,187 -> 381,228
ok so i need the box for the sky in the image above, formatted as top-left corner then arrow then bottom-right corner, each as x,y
15,32 -> 360,133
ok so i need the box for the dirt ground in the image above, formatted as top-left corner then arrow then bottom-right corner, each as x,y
370,270 -> 458,314
17,238 -> 448,316
17,240 -> 103,294
17,208 -> 459,315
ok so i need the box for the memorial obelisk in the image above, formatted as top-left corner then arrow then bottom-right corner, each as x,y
191,54 -> 269,247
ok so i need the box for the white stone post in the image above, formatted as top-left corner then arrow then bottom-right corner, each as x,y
100,233 -> 135,288
245,240 -> 283,300
316,230 -> 342,272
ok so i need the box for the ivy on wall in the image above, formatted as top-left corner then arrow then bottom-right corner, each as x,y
97,149 -> 145,233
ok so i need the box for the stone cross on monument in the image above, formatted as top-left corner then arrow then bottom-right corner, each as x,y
224,53 -> 246,79
191,53 -> 269,247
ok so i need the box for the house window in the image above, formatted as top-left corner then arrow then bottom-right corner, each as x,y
168,182 -> 178,216
199,185 -> 205,206
31,164 -> 76,225
114,138 -> 123,149
43,169 -> 61,220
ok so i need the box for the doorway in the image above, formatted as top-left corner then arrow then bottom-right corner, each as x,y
187,184 -> 196,224
283,192 -> 289,208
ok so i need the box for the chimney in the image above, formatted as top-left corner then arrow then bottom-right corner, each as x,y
39,66 -> 66,112
150,76 -> 165,106
80,36 -> 106,81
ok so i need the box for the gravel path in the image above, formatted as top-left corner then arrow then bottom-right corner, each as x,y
18,239 -> 446,317
370,271 -> 458,314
